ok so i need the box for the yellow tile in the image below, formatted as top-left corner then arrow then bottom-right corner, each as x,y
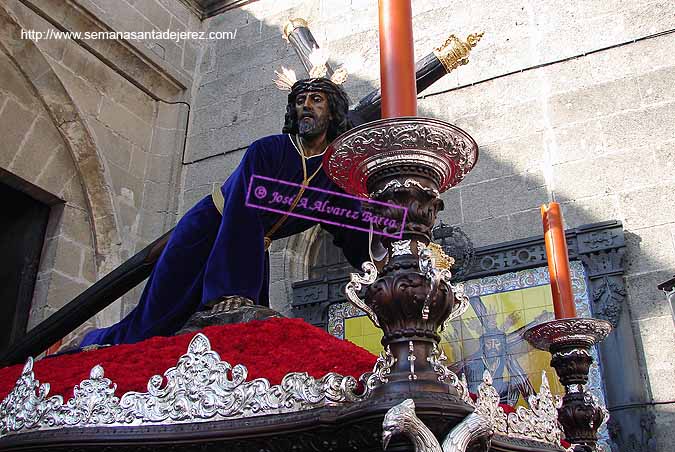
362,319 -> 380,335
523,307 -> 547,324
502,310 -> 526,331
347,336 -> 367,350
463,305 -> 478,319
500,291 -> 524,313
441,342 -> 460,363
362,334 -> 383,354
524,285 -> 553,308
345,317 -> 363,337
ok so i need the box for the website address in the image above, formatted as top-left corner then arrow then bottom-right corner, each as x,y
20,28 -> 238,43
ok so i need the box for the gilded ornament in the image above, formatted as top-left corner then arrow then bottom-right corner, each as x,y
433,32 -> 484,74
282,18 -> 309,41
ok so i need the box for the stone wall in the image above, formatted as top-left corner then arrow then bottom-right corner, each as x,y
0,0 -> 197,327
181,0 -> 675,449
0,48 -> 96,328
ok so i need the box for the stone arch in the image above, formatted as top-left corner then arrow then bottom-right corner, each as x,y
0,4 -> 119,274
284,226 -> 322,281
269,226 -> 322,315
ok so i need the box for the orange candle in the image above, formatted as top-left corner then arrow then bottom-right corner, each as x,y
541,202 -> 577,319
378,0 -> 417,118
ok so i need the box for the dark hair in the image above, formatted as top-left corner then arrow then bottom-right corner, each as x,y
282,78 -> 352,141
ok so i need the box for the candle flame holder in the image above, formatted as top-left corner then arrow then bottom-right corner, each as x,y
524,318 -> 612,450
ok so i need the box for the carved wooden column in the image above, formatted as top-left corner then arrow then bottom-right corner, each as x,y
324,117 -> 478,401
524,318 -> 612,449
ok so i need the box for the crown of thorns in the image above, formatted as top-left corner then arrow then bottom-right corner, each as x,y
287,78 -> 348,103
274,47 -> 348,90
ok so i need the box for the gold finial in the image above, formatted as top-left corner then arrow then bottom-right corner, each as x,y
433,32 -> 484,74
283,18 -> 309,41
427,242 -> 455,270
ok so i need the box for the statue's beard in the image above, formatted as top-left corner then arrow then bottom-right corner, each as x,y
298,114 -> 329,138
483,353 -> 505,375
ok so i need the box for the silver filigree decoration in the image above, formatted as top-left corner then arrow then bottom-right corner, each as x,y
442,370 -> 507,452
367,346 -> 396,386
370,179 -> 441,199
506,371 -> 562,444
426,343 -> 473,406
448,282 -> 470,322
407,341 -> 418,381
523,318 -> 612,351
0,334 -> 379,436
392,239 -> 413,256
57,365 -> 123,426
427,342 -> 453,383
0,358 -> 63,433
346,261 -> 380,327
474,371 -> 507,434
118,334 -> 371,422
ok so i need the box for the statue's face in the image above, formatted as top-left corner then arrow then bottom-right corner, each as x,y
294,90 -> 331,138
483,335 -> 505,358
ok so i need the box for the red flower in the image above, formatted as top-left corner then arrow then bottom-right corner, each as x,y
0,318 -> 377,400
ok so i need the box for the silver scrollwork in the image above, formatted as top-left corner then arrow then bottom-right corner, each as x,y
506,371 -> 562,444
426,343 -> 472,406
0,333 -> 380,436
427,342 -> 453,383
443,371 -> 507,452
370,179 -> 441,199
367,345 -> 396,386
345,261 -> 380,327
523,318 -> 612,351
448,282 -> 470,322
392,239 -> 413,256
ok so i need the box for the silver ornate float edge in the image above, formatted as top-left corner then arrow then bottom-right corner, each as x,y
426,342 -> 564,447
0,333 -> 392,437
0,331 -> 565,448
383,369 -> 563,452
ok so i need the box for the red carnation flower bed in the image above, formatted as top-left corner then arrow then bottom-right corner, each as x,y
0,318 -> 377,400
0,318 -> 544,443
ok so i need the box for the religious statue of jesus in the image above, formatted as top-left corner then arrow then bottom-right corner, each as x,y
80,78 -> 372,347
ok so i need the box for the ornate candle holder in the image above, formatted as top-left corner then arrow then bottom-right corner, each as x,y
324,117 -> 478,397
523,318 -> 612,450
